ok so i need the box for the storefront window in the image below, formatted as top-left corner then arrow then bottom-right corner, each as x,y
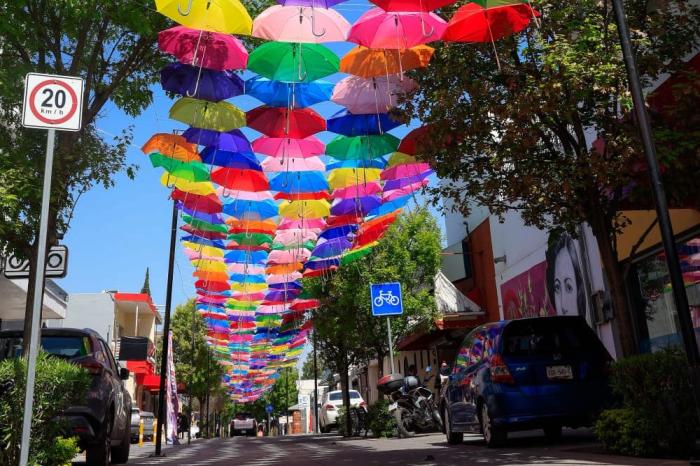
630,235 -> 700,353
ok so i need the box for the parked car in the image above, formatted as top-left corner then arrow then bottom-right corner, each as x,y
230,412 -> 257,436
440,316 -> 612,447
0,328 -> 132,465
319,389 -> 366,433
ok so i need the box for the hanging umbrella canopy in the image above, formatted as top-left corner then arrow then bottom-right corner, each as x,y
172,189 -> 222,213
397,125 -> 433,155
331,75 -> 417,114
270,171 -> 329,193
381,163 -> 432,180
318,225 -> 357,241
326,158 -> 385,170
311,237 -> 352,259
348,9 -> 446,49
275,191 -> 331,201
268,249 -> 312,264
247,106 -> 326,138
326,134 -> 400,160
181,208 -> 226,227
367,194 -> 411,217
229,232 -> 274,246
142,133 -> 199,162
161,173 -> 216,195
170,98 -> 246,132
330,196 -> 382,216
211,168 -> 270,191
246,77 -> 333,108
327,109 -> 401,136
201,148 -> 260,169
274,229 -> 318,245
159,26 -> 249,71
219,189 -> 273,201
443,3 -> 537,42
248,42 -> 339,83
223,199 -> 279,219
225,249 -> 269,265
267,272 -> 303,284
340,45 -> 434,78
161,63 -> 244,101
370,0 -> 456,11
196,279 -> 231,293
278,217 -> 326,230
261,156 -> 325,172
383,179 -> 429,201
253,136 -> 324,158
183,128 -> 253,152
383,170 -> 433,190
227,218 -> 278,234
149,153 -> 210,181
328,168 -> 382,189
386,151 -> 417,167
278,199 -> 330,219
342,242 -> 377,264
253,5 -> 351,43
332,182 -> 382,199
154,0 -> 253,35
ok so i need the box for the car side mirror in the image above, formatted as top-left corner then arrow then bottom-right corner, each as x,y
119,367 -> 130,380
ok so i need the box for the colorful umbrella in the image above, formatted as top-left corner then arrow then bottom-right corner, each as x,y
326,134 -> 400,160
159,26 -> 249,71
170,98 -> 246,132
332,182 -> 382,199
201,148 -> 260,169
161,63 -> 244,101
330,197 -> 382,216
253,5 -> 351,43
210,168 -> 270,191
340,45 -> 434,78
328,168 -> 382,189
270,171 -> 329,193
327,109 -> 401,136
149,153 -> 210,182
370,0 -> 456,11
161,173 -> 215,195
278,200 -> 331,219
443,3 -> 535,42
248,42 -> 339,82
141,133 -> 199,162
223,199 -> 279,219
183,128 -> 253,152
245,77 -> 333,108
247,106 -> 326,138
331,75 -> 417,114
172,189 -> 222,213
261,156 -> 325,172
253,136 -> 325,158
348,9 -> 446,49
155,0 -> 253,35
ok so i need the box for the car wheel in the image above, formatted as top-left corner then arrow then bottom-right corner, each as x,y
543,425 -> 562,442
86,410 -> 112,466
111,425 -> 130,464
393,406 -> 415,438
444,407 -> 463,445
479,402 -> 506,448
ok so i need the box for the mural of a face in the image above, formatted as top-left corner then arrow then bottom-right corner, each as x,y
553,249 -> 578,315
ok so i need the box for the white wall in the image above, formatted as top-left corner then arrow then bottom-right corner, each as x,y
63,293 -> 115,342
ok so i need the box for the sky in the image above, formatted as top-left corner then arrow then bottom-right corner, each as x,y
54,0 -> 445,319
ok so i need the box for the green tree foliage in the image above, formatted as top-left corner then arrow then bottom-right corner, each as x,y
0,352 -> 90,465
301,350 -> 331,383
402,0 -> 700,354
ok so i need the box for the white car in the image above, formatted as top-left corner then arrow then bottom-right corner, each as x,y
319,390 -> 365,433
231,412 -> 257,436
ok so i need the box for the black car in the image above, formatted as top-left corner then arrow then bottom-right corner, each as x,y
0,328 -> 132,465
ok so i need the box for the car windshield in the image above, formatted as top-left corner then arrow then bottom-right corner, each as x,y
0,335 -> 91,360
329,391 -> 361,401
502,319 -> 603,357
236,413 -> 252,420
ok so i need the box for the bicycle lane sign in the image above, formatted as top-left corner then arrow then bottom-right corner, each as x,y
370,282 -> 403,316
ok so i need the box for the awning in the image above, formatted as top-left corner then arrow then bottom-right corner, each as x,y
142,374 -> 162,392
434,271 -> 482,314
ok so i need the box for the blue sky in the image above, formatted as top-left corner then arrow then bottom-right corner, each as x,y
55,0 -> 442,312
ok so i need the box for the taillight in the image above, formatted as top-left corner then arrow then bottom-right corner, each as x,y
78,358 -> 104,376
359,401 -> 367,408
490,354 -> 515,384
324,404 -> 335,411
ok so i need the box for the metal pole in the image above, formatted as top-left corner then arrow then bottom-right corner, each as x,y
312,329 -> 319,434
387,318 -> 395,374
611,0 -> 699,363
19,129 -> 56,466
285,368 -> 289,435
155,200 -> 178,456
188,304 -> 196,445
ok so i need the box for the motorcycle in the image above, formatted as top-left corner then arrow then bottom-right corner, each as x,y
377,366 -> 443,438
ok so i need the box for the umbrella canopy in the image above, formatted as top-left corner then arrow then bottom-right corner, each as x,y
162,173 -> 215,195
201,148 -> 260,169
330,196 -> 382,216
141,133 -> 200,162
327,109 -> 401,136
328,167 -> 382,189
278,200 -> 330,219
397,125 -> 432,155
340,45 -> 434,78
172,189 -> 222,213
223,199 -> 279,219
261,156 -> 325,172
331,75 -> 417,114
381,163 -> 432,180
318,225 -> 357,241
277,0 -> 346,7
311,237 -> 352,258
278,217 -> 326,230
245,76 -> 333,108
154,0 -> 253,35
183,128 -> 253,153
268,249 -> 312,264
211,168 -> 270,191
348,9 -> 446,49
247,106 -> 326,138
253,136 -> 324,158
332,182 -> 382,199
149,153 -> 210,181
443,3 -> 536,42
386,151 -> 417,167
220,189 -> 273,201
326,158 -> 386,169
248,41 -> 339,82
274,229 -> 318,245
253,5 -> 350,43
383,170 -> 433,190
159,26 -> 249,71
370,0 -> 456,11
170,98 -> 246,132
227,219 -> 278,234
326,134 -> 400,160
383,179 -> 429,201
270,170 -> 328,193
161,63 -> 244,101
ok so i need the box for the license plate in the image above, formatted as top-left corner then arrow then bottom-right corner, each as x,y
388,402 -> 398,412
546,365 -> 573,380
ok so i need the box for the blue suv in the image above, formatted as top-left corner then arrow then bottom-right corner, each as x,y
440,316 -> 612,447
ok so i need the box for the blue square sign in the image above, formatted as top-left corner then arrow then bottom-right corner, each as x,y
370,282 -> 403,316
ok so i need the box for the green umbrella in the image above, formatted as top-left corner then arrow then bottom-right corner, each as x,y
471,0 -> 526,6
247,41 -> 339,83
228,232 -> 274,246
169,97 -> 246,132
341,246 -> 375,265
326,134 -> 400,160
271,240 -> 316,251
182,215 -> 229,234
149,153 -> 210,182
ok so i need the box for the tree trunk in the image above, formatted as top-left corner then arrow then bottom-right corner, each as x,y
340,353 -> 352,437
589,209 -> 638,357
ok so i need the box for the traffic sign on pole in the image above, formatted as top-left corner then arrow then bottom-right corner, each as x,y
370,282 -> 403,316
266,404 -> 274,414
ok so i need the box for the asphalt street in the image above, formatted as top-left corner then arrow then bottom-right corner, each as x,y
74,431 -> 689,466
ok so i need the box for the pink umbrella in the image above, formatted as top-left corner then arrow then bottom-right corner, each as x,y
332,75 -> 417,114
217,188 -> 274,200
348,8 -> 446,49
253,5 -> 351,43
274,229 -> 318,244
183,250 -> 224,261
252,136 -> 325,158
227,263 -> 266,274
257,305 -> 288,314
261,156 -> 326,172
231,292 -> 266,301
158,26 -> 248,71
381,163 -> 431,180
382,179 -> 429,201
268,249 -> 312,264
332,182 -> 382,199
267,272 -> 303,284
278,217 -> 327,230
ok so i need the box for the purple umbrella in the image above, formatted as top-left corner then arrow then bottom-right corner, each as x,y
268,281 -> 303,290
311,237 -> 352,259
183,127 -> 252,152
383,170 -> 433,191
265,289 -> 302,302
330,196 -> 382,216
160,63 -> 244,102
277,0 -> 347,6
179,205 -> 225,224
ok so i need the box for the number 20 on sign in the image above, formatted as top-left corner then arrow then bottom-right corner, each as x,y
22,73 -> 84,131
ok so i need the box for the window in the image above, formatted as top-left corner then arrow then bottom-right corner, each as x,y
502,319 -> 602,357
99,340 -> 118,373
0,335 -> 91,361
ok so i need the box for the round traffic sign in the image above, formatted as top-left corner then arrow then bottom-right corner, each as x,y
28,79 -> 79,125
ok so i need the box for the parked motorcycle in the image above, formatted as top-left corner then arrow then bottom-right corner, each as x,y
377,367 -> 443,438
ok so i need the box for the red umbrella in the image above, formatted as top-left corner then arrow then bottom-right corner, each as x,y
195,279 -> 230,293
171,189 -> 222,214
369,0 -> 456,11
210,168 -> 270,191
290,299 -> 321,311
443,3 -> 537,43
274,191 -> 332,201
247,106 -> 326,138
397,125 -> 432,155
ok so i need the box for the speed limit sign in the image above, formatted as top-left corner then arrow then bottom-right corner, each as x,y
22,73 -> 84,131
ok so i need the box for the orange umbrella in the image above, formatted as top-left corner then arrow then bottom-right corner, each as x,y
193,269 -> 230,282
141,133 -> 200,162
340,45 -> 434,78
266,263 -> 304,274
226,218 -> 278,234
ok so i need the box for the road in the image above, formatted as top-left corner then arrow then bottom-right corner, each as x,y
84,430 -> 687,466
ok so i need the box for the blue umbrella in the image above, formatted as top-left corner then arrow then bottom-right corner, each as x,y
270,171 -> 328,194
201,147 -> 260,169
161,63 -> 244,102
326,159 -> 386,170
331,196 -> 382,216
225,250 -> 269,265
268,281 -> 303,290
179,207 -> 225,225
367,195 -> 412,218
181,235 -> 226,249
318,225 -> 357,241
245,76 -> 333,108
305,258 -> 340,270
183,127 -> 252,152
223,198 -> 278,219
229,274 -> 267,284
265,289 -> 302,302
327,109 -> 402,136
311,237 -> 352,259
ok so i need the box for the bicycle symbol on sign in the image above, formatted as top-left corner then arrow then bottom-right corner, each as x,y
373,290 -> 400,307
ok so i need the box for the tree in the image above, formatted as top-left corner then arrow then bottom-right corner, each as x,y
243,367 -> 299,424
402,0 -> 700,355
141,267 -> 151,296
301,350 -> 330,382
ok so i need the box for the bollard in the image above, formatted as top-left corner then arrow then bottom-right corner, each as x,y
153,418 -> 157,445
139,419 -> 144,447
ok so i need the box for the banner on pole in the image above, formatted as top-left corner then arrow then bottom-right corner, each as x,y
166,331 -> 179,444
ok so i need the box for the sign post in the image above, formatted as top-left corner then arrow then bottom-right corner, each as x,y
370,282 -> 403,374
19,73 -> 83,466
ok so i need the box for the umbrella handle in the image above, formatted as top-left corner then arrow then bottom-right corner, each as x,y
297,44 -> 307,81
186,60 -> 205,97
420,13 -> 434,38
178,0 -> 193,16
311,5 -> 326,38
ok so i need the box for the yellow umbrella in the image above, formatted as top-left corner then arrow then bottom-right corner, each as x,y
182,242 -> 225,257
327,168 -> 382,189
386,151 -> 417,167
155,0 -> 253,35
169,97 -> 246,132
278,199 -> 330,219
191,259 -> 227,272
231,282 -> 268,292
160,172 -> 216,195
